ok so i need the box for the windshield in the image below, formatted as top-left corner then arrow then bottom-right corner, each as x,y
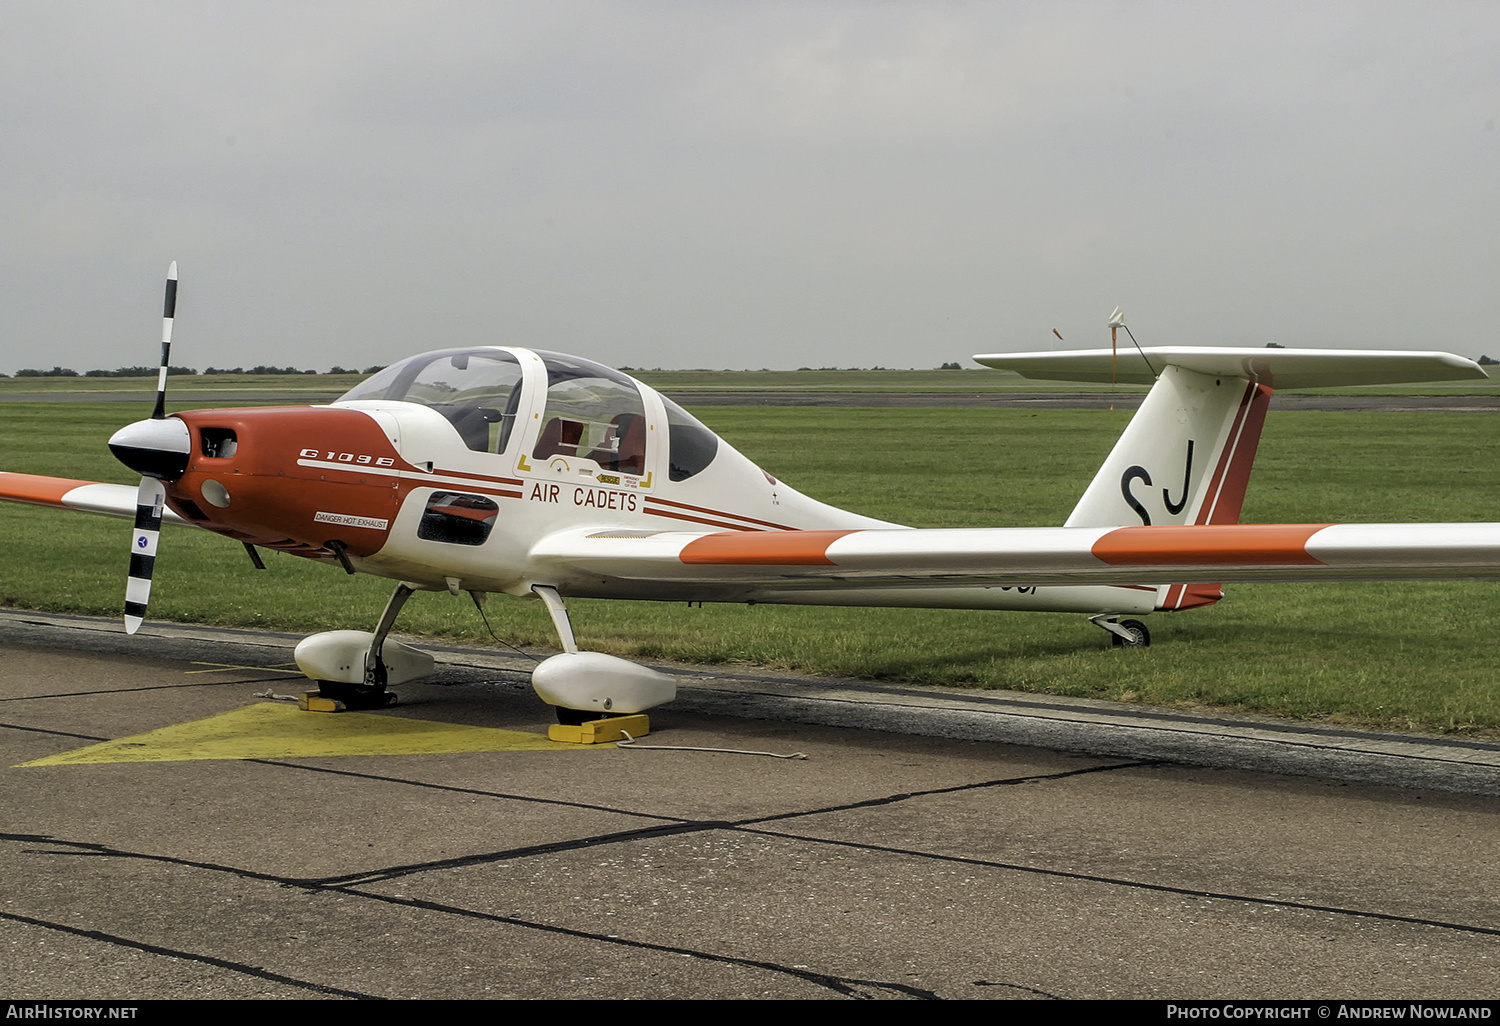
340,348 -> 523,407
338,348 -> 524,453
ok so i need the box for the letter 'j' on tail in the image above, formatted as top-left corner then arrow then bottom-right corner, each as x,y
973,345 -> 1488,612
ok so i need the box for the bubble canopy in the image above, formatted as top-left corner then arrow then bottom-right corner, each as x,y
336,347 -> 719,478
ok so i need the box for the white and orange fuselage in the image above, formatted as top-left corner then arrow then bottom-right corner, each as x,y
150,364 -> 1159,616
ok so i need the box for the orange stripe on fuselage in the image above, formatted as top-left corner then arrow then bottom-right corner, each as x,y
680,530 -> 859,565
1094,524 -> 1331,566
1164,582 -> 1225,610
648,507 -> 758,532
646,495 -> 794,531
0,472 -> 90,507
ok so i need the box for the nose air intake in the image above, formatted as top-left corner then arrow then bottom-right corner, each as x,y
108,417 -> 192,482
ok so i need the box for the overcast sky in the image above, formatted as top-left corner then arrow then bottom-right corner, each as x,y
2,2 -> 1497,374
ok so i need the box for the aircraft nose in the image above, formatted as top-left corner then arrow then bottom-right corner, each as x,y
108,417 -> 192,481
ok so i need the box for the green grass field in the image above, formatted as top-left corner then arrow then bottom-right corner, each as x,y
1,400 -> 1496,736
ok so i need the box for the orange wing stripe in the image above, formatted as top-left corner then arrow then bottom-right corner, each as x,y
0,472 -> 87,507
1094,525 -> 1331,566
680,530 -> 858,565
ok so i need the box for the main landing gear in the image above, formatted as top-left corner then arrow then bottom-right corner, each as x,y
289,580 -> 677,719
1090,614 -> 1151,648
529,585 -> 676,723
294,583 -> 434,708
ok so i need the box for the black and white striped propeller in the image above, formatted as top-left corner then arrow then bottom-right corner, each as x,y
109,262 -> 191,635
126,480 -> 165,634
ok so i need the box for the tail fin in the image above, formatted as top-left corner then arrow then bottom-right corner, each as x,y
1063,366 -> 1271,611
974,345 -> 1488,611
1062,366 -> 1271,532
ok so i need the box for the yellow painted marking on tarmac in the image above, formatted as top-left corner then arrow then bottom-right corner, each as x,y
185,661 -> 304,675
16,703 -> 593,766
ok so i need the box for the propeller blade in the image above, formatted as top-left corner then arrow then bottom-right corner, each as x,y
127,262 -> 178,633
152,261 -> 177,420
125,476 -> 165,635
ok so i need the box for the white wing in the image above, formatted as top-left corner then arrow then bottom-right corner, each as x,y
0,472 -> 189,524
530,523 -> 1500,595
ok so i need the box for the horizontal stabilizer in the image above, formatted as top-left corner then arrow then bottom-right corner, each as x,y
972,347 -> 1486,388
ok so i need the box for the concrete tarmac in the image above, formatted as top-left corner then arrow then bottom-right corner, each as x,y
2,611 -> 1498,1000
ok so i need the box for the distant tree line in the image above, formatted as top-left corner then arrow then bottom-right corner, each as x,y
4,365 -> 385,378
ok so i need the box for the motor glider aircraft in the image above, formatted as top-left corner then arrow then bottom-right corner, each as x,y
3,266 -> 1500,721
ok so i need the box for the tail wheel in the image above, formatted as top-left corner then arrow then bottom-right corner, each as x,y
1110,619 -> 1151,648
